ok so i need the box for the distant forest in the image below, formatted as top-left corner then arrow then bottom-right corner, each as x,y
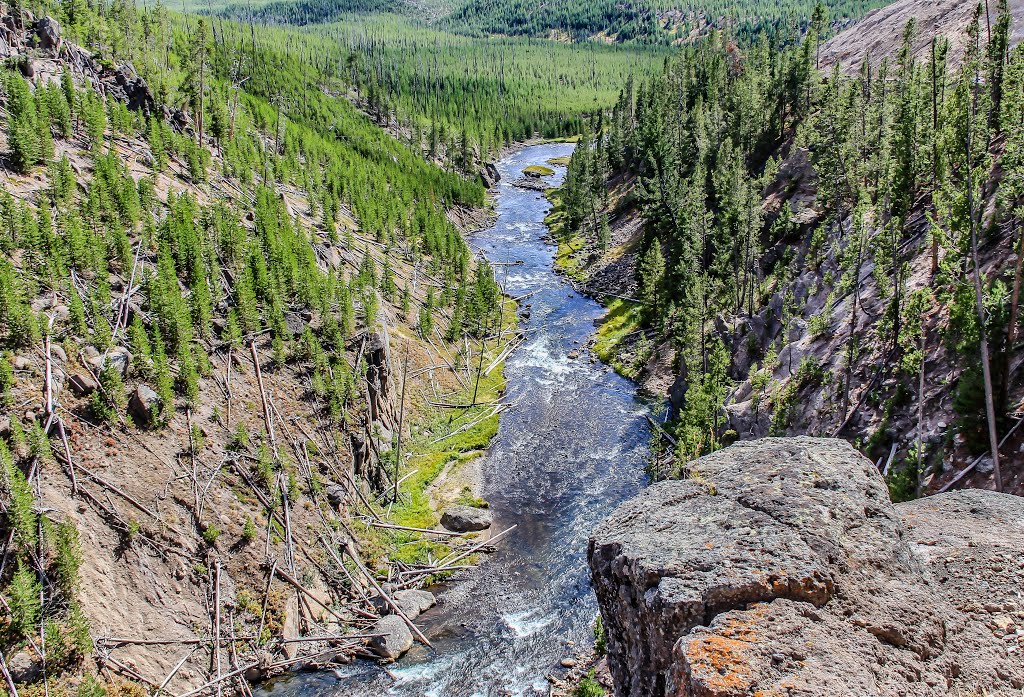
218,0 -> 890,43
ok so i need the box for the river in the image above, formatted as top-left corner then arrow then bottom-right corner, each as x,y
264,142 -> 651,696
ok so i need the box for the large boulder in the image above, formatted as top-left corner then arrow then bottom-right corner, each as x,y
369,614 -> 414,660
589,437 -> 1024,697
440,505 -> 492,532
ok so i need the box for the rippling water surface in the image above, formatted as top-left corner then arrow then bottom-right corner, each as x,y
263,142 -> 651,697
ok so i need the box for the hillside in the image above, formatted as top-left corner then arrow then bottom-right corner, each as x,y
549,0 -> 1024,499
0,5 -> 522,695
444,0 -> 887,44
820,0 -> 1024,73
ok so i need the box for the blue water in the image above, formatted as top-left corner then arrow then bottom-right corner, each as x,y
265,142 -> 650,696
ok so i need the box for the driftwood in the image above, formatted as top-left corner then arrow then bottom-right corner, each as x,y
341,542 -> 432,648
429,402 -> 510,446
937,417 -> 1024,493
273,566 -> 349,625
156,646 -> 199,696
213,560 -> 223,697
645,414 -> 678,446
250,342 -> 277,456
99,651 -> 166,691
0,650 -> 19,697
397,525 -> 517,587
317,533 -> 376,613
256,560 -> 277,644
363,521 -> 467,537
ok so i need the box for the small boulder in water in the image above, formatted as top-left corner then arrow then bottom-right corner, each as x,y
369,615 -> 414,659
440,505 -> 492,532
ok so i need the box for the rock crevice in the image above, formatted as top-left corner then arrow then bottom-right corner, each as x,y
589,437 -> 1024,696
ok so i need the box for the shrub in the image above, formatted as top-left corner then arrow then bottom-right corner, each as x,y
593,615 -> 606,655
9,560 -> 41,637
808,310 -> 831,338
241,517 -> 257,544
575,672 -> 605,697
201,524 -> 221,546
0,350 -> 13,406
53,520 -> 84,597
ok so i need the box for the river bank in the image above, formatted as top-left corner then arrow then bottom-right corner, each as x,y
265,141 -> 652,696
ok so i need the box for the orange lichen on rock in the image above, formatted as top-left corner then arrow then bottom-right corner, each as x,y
714,607 -> 765,643
683,634 -> 754,697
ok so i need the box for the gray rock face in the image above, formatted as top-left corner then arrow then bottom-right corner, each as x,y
480,162 -> 500,189
35,16 -> 59,49
8,649 -> 41,683
369,614 -> 414,660
440,505 -> 492,532
589,437 -> 1024,697
86,346 -> 131,377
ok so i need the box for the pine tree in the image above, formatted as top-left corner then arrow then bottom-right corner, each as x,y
638,239 -> 665,323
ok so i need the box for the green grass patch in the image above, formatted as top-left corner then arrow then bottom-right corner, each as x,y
593,298 -> 643,378
369,313 -> 513,566
546,155 -> 571,166
555,235 -> 588,280
523,164 -> 555,176
455,486 -> 489,508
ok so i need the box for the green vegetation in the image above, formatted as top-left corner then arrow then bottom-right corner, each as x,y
592,299 -> 645,378
446,0 -> 885,44
575,670 -> 606,697
524,164 -> 555,176
207,13 -> 665,169
560,2 -> 1023,490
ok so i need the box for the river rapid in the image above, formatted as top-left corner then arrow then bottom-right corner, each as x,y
265,142 -> 651,696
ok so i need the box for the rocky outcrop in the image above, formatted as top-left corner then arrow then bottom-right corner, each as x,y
589,437 -> 1024,697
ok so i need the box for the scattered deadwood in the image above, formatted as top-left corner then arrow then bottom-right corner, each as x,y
363,521 -> 468,537
341,542 -> 432,649
396,525 -> 517,588
273,566 -> 350,625
937,417 -> 1024,493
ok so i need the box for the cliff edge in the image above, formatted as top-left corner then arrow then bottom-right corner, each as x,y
589,437 -> 1024,696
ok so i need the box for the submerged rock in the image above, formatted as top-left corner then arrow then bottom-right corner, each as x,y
440,505 -> 492,532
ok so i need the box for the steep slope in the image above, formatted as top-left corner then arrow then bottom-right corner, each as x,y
0,8 -> 514,695
548,4 -> 1024,497
820,0 -> 1024,73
